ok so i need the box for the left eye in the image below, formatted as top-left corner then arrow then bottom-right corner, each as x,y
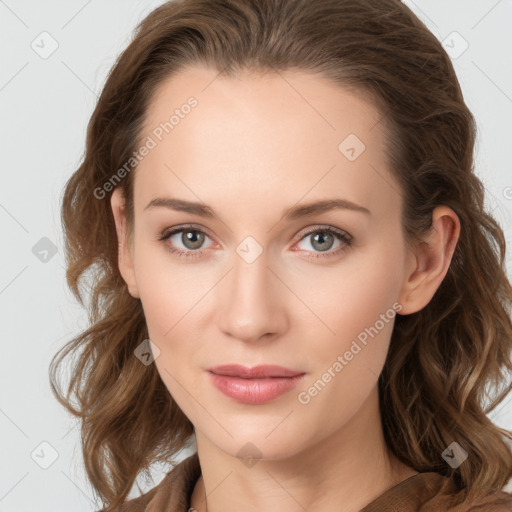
292,226 -> 353,259
295,227 -> 347,253
158,225 -> 353,260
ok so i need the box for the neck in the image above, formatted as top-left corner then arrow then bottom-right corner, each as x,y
189,386 -> 418,512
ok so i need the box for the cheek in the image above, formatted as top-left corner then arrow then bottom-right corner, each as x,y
300,254 -> 402,391
133,244 -> 201,330
297,292 -> 398,431
132,246 -> 208,368
301,255 -> 400,341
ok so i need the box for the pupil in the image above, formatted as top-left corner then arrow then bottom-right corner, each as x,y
313,232 -> 333,252
184,230 -> 203,249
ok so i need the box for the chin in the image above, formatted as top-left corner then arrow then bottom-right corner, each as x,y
218,435 -> 307,463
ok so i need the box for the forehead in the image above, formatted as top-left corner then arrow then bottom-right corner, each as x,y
133,64 -> 401,224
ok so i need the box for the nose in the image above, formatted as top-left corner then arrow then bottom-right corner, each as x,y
215,250 -> 288,343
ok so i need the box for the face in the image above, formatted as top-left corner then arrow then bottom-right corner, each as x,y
111,64 -> 417,460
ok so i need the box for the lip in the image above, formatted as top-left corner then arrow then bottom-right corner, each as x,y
207,364 -> 304,378
207,365 -> 306,405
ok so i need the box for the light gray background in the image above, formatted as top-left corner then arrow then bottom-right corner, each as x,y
1,1 -> 511,510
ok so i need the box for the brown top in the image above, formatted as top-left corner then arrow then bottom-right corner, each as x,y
107,452 -> 512,512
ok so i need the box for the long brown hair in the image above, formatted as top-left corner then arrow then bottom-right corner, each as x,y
49,0 -> 512,509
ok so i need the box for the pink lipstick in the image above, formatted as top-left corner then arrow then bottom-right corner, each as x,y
207,364 -> 306,405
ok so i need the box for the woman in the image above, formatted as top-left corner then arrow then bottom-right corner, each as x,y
49,0 -> 512,510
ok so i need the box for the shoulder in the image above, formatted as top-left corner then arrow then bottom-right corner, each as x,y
98,452 -> 201,512
362,471 -> 512,512
417,476 -> 512,512
460,490 -> 512,512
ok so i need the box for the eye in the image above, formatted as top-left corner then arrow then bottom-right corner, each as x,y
293,225 -> 353,260
158,224 -> 213,259
158,224 -> 353,260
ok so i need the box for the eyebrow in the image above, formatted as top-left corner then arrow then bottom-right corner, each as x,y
144,197 -> 371,219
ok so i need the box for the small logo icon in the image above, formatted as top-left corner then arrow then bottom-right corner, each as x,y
134,338 -> 161,365
32,236 -> 58,263
442,441 -> 468,468
442,31 -> 469,59
31,31 -> 59,59
236,236 -> 263,264
338,134 -> 366,161
237,442 -> 263,468
31,441 -> 59,469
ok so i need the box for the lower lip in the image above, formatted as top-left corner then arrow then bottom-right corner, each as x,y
208,371 -> 306,405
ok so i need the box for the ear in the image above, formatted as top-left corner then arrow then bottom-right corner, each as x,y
110,187 -> 140,299
397,205 -> 460,315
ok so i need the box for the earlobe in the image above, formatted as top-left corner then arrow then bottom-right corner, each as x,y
397,206 -> 460,315
110,188 -> 140,299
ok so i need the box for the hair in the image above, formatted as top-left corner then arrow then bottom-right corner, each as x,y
49,0 -> 512,510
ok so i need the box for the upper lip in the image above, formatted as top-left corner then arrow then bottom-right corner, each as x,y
207,364 -> 304,378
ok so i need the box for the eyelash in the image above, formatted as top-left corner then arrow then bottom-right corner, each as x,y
157,224 -> 353,261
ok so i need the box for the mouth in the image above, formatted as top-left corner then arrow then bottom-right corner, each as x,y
206,364 -> 306,404
207,364 -> 304,378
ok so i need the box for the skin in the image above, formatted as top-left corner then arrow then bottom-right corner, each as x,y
110,64 -> 460,512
